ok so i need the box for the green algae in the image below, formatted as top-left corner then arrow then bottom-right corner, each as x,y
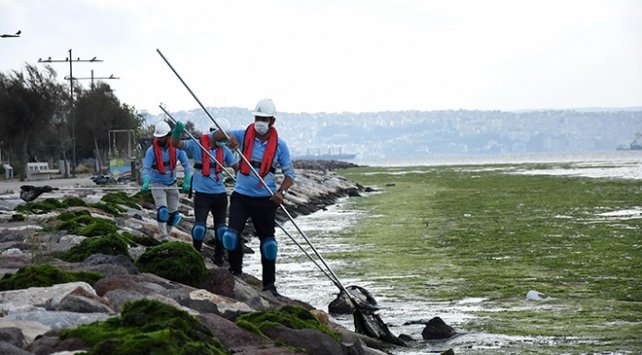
338,164 -> 642,353
236,305 -> 340,343
58,233 -> 131,262
55,212 -> 118,237
100,192 -> 141,209
119,231 -> 161,247
10,213 -> 25,221
15,198 -> 64,214
61,299 -> 226,355
135,242 -> 207,287
15,193 -> 142,217
0,264 -> 102,291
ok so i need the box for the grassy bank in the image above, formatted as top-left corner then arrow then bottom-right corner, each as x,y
337,164 -> 642,352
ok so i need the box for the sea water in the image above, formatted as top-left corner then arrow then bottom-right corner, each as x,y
243,151 -> 642,354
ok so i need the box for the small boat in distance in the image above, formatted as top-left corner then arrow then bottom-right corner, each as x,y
616,132 -> 642,151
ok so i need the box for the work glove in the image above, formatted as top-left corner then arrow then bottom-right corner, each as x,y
182,174 -> 191,193
141,177 -> 150,192
172,121 -> 185,140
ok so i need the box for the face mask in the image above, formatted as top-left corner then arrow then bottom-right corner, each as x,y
254,121 -> 269,135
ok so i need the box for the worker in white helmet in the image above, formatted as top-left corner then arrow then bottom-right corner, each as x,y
141,121 -> 192,240
211,98 -> 296,297
171,118 -> 239,264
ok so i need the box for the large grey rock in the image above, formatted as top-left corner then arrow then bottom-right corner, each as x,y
263,325 -> 345,355
0,341 -> 33,355
0,320 -> 50,344
421,317 -> 456,340
3,310 -> 111,330
101,288 -> 146,312
81,254 -> 138,274
197,312 -> 272,350
26,335 -> 87,355
0,282 -> 98,313
0,327 -> 28,349
48,294 -> 114,314
183,289 -> 253,318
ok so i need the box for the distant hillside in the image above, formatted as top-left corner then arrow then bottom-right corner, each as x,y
145,108 -> 642,162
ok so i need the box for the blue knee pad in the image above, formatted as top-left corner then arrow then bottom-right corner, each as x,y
168,211 -> 182,226
223,228 -> 239,251
215,224 -> 228,242
157,206 -> 169,222
192,223 -> 207,241
261,237 -> 278,261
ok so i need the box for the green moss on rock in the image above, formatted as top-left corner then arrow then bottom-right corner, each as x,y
56,212 -> 118,237
0,264 -> 102,291
135,242 -> 207,287
62,197 -> 87,207
90,202 -> 125,216
101,192 -> 142,209
61,299 -> 226,355
119,231 -> 161,247
58,210 -> 91,221
10,213 -> 25,222
59,233 -> 131,262
236,305 -> 340,342
15,198 -> 64,214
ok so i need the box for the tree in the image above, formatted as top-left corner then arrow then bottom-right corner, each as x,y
74,82 -> 142,172
0,64 -> 67,180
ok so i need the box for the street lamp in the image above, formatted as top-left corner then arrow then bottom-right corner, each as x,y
38,49 -> 102,177
1,30 -> 21,38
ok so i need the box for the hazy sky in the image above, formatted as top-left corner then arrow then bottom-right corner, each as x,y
1,0 -> 641,115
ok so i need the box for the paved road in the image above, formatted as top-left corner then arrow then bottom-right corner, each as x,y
0,174 -> 99,195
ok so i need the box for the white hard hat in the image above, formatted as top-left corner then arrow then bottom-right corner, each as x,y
210,117 -> 231,132
154,121 -> 171,137
252,98 -> 277,117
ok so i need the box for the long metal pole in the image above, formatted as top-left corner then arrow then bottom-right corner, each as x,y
69,49 -> 76,177
160,105 -> 342,288
156,48 -> 354,298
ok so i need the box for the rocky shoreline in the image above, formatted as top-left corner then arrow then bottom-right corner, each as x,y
0,168 -> 401,354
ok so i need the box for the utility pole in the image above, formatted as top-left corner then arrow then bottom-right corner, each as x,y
65,70 -> 120,89
38,50 -> 102,177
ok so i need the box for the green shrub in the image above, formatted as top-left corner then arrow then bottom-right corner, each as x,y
0,264 -> 102,291
61,299 -> 226,355
58,233 -> 131,262
135,242 -> 206,287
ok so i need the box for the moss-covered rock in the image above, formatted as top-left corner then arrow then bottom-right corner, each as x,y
15,198 -> 64,214
236,305 -> 340,342
61,299 -> 226,355
62,197 -> 87,207
90,202 -> 125,216
119,231 -> 161,247
134,191 -> 155,206
100,192 -> 142,209
135,242 -> 207,287
10,213 -> 25,222
0,264 -> 102,291
58,210 -> 91,221
56,212 -> 118,237
58,233 -> 131,262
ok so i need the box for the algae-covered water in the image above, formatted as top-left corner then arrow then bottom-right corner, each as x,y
244,160 -> 642,354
